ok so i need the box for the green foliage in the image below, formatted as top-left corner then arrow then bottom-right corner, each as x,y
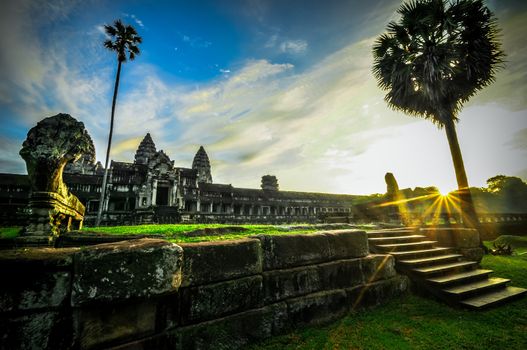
0,227 -> 22,239
486,175 -> 526,193
372,0 -> 504,125
103,19 -> 142,62
251,253 -> 527,350
473,175 -> 527,212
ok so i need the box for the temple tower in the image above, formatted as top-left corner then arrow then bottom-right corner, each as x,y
134,133 -> 157,165
192,146 -> 212,183
261,175 -> 279,191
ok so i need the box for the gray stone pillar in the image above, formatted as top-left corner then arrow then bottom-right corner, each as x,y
152,179 -> 158,205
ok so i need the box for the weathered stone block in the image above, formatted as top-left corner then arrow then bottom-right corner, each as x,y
322,230 -> 369,259
317,258 -> 363,290
180,275 -> 263,324
263,265 -> 321,303
286,289 -> 348,326
360,254 -> 396,283
453,228 -> 480,248
179,239 -> 262,287
107,332 -> 179,350
459,247 -> 484,262
0,247 -> 77,312
254,230 -> 368,270
0,271 -> 70,312
420,228 -> 480,249
346,275 -> 409,310
0,247 -> 78,268
71,239 -> 183,305
175,302 -> 288,350
253,233 -> 331,270
0,311 -> 72,350
420,228 -> 455,246
155,293 -> 181,330
76,300 -> 157,349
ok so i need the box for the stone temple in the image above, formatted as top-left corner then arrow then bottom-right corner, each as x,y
0,134 -> 357,226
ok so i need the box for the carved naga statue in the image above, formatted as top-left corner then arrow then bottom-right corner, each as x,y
19,114 -> 95,242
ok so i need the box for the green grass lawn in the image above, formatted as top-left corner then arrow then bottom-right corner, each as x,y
0,227 -> 21,239
250,253 -> 527,350
81,224 -> 325,243
0,224 -> 324,243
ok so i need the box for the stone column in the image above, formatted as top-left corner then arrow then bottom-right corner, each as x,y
171,183 -> 177,206
152,179 -> 158,205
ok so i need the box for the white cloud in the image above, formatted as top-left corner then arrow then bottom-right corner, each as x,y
123,13 -> 145,28
2,0 -> 526,195
264,34 -> 308,55
279,39 -> 308,54
179,32 -> 212,49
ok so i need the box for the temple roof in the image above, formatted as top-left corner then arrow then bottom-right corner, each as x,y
134,133 -> 157,165
192,146 -> 211,169
192,145 -> 212,183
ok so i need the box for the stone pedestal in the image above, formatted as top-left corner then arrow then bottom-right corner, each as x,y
21,192 -> 85,245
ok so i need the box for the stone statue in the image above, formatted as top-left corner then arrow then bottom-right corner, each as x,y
19,114 -> 95,243
384,172 -> 410,226
385,172 -> 399,200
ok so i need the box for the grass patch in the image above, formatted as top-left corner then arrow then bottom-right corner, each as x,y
0,227 -> 22,239
250,253 -> 527,350
82,224 -> 321,243
484,235 -> 527,254
0,223 -> 360,243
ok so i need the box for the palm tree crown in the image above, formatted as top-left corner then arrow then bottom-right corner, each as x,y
372,0 -> 503,125
104,19 -> 142,62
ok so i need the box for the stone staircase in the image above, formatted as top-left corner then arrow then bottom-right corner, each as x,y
368,228 -> 526,309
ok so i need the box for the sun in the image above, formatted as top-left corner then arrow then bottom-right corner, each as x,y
436,186 -> 454,197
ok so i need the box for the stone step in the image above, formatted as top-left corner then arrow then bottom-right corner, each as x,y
460,286 -> 527,309
390,247 -> 453,260
426,269 -> 493,286
443,277 -> 510,300
375,241 -> 438,252
398,254 -> 463,267
412,261 -> 477,277
367,230 -> 417,238
368,235 -> 427,244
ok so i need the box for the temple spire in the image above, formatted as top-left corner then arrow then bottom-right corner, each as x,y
192,146 -> 212,183
134,133 -> 157,165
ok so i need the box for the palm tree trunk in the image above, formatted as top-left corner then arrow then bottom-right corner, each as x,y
444,117 -> 479,229
96,60 -> 122,227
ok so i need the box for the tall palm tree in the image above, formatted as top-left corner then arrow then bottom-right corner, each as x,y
96,19 -> 142,226
372,0 -> 503,229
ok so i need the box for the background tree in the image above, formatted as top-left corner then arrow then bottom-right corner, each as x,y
485,175 -> 527,212
372,0 -> 504,229
96,19 -> 142,226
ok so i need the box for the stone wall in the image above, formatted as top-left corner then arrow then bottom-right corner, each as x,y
0,230 -> 408,350
419,227 -> 484,261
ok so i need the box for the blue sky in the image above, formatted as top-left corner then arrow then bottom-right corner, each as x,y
0,0 -> 526,194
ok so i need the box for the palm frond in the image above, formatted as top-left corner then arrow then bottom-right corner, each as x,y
371,0 -> 504,126
103,19 -> 142,63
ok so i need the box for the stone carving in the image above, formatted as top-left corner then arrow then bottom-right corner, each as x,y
19,113 -> 95,242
